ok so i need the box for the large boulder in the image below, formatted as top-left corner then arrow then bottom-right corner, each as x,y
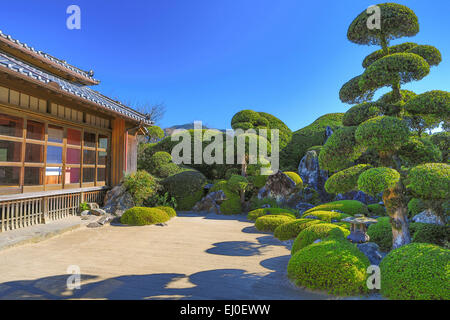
192,191 -> 227,214
258,171 -> 297,203
102,184 -> 135,217
357,242 -> 386,265
298,150 -> 330,201
412,209 -> 446,226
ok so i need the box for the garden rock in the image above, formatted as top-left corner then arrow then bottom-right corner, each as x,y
193,191 -> 227,214
335,190 -> 378,205
87,203 -> 99,210
257,171 -> 297,203
324,126 -> 333,143
87,222 -> 102,228
297,150 -> 330,201
412,209 -> 445,226
295,202 -> 315,214
90,208 -> 107,216
102,184 -> 135,217
357,242 -> 385,265
80,210 -> 90,216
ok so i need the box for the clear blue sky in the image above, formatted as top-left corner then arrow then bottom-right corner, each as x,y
1,0 -> 449,130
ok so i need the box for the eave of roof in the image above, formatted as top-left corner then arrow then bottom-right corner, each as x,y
0,50 -> 152,126
0,30 -> 99,85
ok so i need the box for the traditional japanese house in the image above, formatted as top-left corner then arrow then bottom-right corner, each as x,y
0,30 -> 151,231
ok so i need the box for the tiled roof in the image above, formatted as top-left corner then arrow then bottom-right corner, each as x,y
0,30 -> 99,83
0,50 -> 152,125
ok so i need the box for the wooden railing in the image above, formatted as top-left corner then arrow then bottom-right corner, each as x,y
0,187 -> 108,232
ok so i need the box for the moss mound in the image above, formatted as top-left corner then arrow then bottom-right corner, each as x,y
280,113 -> 344,171
155,206 -> 177,218
304,200 -> 368,216
302,210 -> 351,222
287,238 -> 370,296
274,219 -> 325,241
247,207 -> 296,221
162,170 -> 207,210
120,207 -> 170,226
283,171 -> 303,190
254,215 -> 295,232
380,243 -> 450,300
291,223 -> 350,254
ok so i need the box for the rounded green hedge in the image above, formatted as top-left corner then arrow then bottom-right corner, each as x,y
247,208 -> 296,221
303,200 -> 368,216
120,207 -> 170,226
367,203 -> 386,216
162,170 -> 207,210
287,238 -> 370,296
367,217 -> 392,251
148,151 -> 172,173
254,215 -> 295,232
339,75 -> 375,104
404,90 -> 450,119
325,164 -> 373,194
398,136 -> 443,167
362,42 -> 418,68
284,171 -> 303,190
123,170 -> 159,206
274,219 -> 324,241
302,211 -> 351,223
291,223 -> 350,254
380,243 -> 450,300
409,223 -> 449,248
358,167 -> 400,196
155,206 -> 177,218
407,163 -> 450,200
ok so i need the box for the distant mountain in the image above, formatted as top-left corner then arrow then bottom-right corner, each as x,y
164,123 -> 226,136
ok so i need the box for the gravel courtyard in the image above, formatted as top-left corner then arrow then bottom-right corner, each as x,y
0,213 -> 333,300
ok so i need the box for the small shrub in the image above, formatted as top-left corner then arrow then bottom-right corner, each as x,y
210,180 -> 242,215
148,151 -> 172,173
249,197 -> 279,211
367,217 -> 392,251
284,171 -> 303,190
248,175 -> 268,189
408,198 -> 426,216
302,210 -> 351,222
227,175 -> 249,194
123,170 -> 159,206
357,167 -> 400,196
291,223 -> 350,254
162,170 -> 207,210
380,243 -> 450,300
247,208 -> 296,221
157,163 -> 183,178
147,192 -> 177,208
120,207 -> 170,226
410,223 -> 449,248
368,203 -> 386,216
79,202 -> 90,212
303,200 -> 368,216
287,238 -> 370,296
254,215 -> 295,232
155,206 -> 177,218
274,219 -> 325,241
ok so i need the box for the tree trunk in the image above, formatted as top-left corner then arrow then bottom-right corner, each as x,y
240,190 -> 245,205
382,181 -> 411,249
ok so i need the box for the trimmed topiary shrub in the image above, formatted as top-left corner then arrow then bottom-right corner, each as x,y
210,180 -> 242,215
291,223 -> 351,254
342,102 -> 381,126
120,207 -> 170,226
367,203 -> 386,216
303,200 -> 368,216
162,170 -> 207,210
274,219 -> 325,241
123,170 -> 160,206
287,238 -> 370,296
380,243 -> 450,300
155,206 -> 177,218
398,136 -> 442,167
367,217 -> 392,251
408,198 -> 426,216
407,163 -> 450,200
325,164 -> 373,194
410,223 -> 449,248
247,207 -> 296,221
302,211 -> 351,223
358,167 -> 400,196
254,215 -> 295,232
283,171 -> 303,190
248,175 -> 268,189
